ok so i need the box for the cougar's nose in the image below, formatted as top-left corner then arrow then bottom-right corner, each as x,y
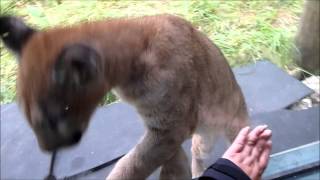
34,119 -> 83,151
70,130 -> 82,144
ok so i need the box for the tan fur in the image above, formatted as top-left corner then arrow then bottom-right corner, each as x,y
16,14 -> 248,179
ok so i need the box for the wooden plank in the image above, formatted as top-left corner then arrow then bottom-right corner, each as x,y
263,141 -> 320,180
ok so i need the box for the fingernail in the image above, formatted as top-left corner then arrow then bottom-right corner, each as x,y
242,126 -> 250,132
266,129 -> 272,134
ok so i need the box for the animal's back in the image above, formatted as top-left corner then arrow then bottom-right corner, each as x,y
114,14 -> 249,137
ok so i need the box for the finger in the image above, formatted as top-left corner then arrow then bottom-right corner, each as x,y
230,126 -> 251,153
243,125 -> 268,156
250,138 -> 267,161
259,129 -> 272,139
248,125 -> 268,144
259,140 -> 272,170
243,137 -> 267,166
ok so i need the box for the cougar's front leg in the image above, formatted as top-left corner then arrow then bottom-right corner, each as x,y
106,128 -> 186,180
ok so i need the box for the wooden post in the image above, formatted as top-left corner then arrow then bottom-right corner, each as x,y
294,0 -> 319,75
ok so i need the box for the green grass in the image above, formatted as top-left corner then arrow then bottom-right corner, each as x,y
0,0 -> 304,104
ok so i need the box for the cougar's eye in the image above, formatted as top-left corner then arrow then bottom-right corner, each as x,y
61,104 -> 70,117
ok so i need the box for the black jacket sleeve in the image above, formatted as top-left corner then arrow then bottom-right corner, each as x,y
198,158 -> 251,180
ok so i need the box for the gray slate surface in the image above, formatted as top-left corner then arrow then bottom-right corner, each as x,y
1,103 -> 145,179
1,60 -> 316,179
79,107 -> 320,180
2,103 -> 319,180
233,60 -> 313,115
1,104 -> 51,179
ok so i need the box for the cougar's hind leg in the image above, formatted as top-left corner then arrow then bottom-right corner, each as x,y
160,146 -> 191,180
225,116 -> 249,144
191,126 -> 219,178
225,92 -> 250,143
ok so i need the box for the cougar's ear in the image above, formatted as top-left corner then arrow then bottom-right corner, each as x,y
0,16 -> 35,56
53,44 -> 102,90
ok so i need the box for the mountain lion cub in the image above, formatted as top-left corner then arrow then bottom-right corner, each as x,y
0,14 -> 248,179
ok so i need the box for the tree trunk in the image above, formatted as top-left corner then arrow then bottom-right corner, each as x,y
294,0 -> 319,75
